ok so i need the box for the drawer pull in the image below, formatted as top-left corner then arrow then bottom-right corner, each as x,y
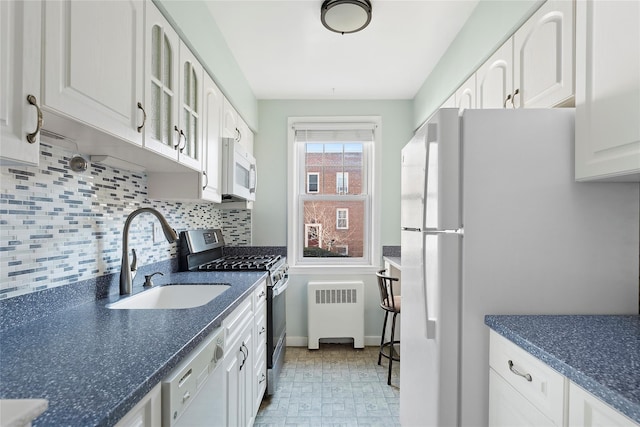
508,360 -> 532,382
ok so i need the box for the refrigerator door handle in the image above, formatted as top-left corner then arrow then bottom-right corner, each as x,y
421,247 -> 437,340
423,228 -> 464,235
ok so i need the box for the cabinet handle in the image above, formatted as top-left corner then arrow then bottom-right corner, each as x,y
259,373 -> 266,384
235,127 -> 241,142
507,360 -> 532,382
178,130 -> 187,152
136,102 -> 146,133
182,391 -> 191,403
239,342 -> 248,370
503,94 -> 512,109
259,326 -> 266,335
26,94 -> 43,144
202,171 -> 208,190
511,89 -> 520,108
258,290 -> 266,298
173,125 -> 181,148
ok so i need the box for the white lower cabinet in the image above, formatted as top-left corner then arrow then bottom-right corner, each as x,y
489,330 -> 639,427
489,369 -> 556,427
115,383 -> 161,427
569,382 -> 640,427
489,331 -> 565,426
221,281 -> 266,427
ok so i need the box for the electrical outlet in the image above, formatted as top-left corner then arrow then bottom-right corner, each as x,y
152,222 -> 163,244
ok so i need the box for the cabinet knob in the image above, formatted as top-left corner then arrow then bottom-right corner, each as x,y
26,94 -> 43,144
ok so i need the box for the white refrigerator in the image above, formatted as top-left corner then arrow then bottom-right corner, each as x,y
399,108 -> 639,427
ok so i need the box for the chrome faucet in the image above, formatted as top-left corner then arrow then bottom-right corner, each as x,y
120,208 -> 178,295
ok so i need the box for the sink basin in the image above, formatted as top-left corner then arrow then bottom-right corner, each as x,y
107,284 -> 230,309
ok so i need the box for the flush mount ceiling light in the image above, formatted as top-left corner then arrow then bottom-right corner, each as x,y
321,0 -> 372,34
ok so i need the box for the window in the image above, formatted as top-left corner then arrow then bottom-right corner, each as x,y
336,172 -> 349,194
307,173 -> 319,193
336,208 -> 349,229
335,245 -> 349,256
288,117 -> 381,268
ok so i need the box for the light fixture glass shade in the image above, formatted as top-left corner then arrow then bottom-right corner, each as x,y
321,0 -> 372,34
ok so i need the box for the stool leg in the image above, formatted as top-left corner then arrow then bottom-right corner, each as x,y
388,311 -> 398,386
378,310 -> 389,365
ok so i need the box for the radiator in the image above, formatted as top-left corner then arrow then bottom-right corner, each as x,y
307,281 -> 364,350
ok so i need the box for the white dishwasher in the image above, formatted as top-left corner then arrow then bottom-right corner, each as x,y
162,328 -> 225,427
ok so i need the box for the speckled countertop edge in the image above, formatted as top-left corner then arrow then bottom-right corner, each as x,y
0,270 -> 267,427
485,315 -> 640,424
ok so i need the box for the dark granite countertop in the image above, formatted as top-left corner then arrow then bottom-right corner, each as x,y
0,270 -> 267,426
485,315 -> 640,424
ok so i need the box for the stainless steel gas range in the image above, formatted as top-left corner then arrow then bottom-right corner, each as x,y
179,229 -> 288,396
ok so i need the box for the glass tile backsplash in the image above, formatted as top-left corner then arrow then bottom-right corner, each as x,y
0,143 -> 250,300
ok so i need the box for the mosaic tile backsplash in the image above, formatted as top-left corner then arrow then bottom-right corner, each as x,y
0,143 -> 251,300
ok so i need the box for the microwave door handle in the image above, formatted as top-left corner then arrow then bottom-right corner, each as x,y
250,164 -> 257,193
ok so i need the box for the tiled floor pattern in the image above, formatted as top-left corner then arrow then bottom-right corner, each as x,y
255,344 -> 400,426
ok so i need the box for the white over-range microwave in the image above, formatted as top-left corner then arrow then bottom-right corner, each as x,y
221,137 -> 257,202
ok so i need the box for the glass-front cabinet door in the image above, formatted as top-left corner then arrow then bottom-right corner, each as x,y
143,3 -> 179,160
177,46 -> 203,170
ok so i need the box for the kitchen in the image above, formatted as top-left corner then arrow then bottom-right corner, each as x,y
1,0 -> 639,426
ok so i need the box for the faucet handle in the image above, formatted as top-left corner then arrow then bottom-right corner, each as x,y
144,272 -> 164,288
130,248 -> 137,272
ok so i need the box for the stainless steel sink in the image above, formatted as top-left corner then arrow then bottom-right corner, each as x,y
106,284 -> 230,309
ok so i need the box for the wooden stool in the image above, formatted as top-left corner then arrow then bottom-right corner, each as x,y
376,269 -> 400,386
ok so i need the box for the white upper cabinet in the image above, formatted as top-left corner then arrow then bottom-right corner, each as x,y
0,0 -> 42,166
176,45 -> 204,170
202,72 -> 224,203
474,0 -> 574,110
143,3 -> 180,160
143,3 -> 202,171
574,0 -> 640,181
477,40 -> 513,109
456,74 -> 476,112
513,0 -> 575,108
43,0 -> 144,146
223,98 -> 253,154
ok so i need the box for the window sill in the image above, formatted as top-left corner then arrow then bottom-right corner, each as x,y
288,265 -> 381,275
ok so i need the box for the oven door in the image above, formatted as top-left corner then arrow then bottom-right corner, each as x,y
267,275 -> 288,395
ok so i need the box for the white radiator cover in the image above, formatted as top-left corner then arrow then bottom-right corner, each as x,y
307,281 -> 365,349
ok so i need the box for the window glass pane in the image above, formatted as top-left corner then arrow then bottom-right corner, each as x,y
163,34 -> 172,87
304,142 -> 363,195
151,26 -> 161,80
303,200 -> 363,258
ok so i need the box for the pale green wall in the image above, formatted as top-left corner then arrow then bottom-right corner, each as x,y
252,100 -> 412,342
413,0 -> 544,129
154,0 -> 259,130
252,100 -> 413,247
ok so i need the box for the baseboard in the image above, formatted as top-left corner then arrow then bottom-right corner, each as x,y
286,335 -> 381,347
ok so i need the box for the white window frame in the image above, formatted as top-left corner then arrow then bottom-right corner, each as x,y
287,116 -> 381,273
336,208 -> 349,230
336,172 -> 349,194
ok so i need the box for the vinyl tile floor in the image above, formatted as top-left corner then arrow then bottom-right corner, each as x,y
254,344 -> 400,426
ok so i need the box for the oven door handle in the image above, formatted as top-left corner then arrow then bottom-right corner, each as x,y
272,274 -> 289,297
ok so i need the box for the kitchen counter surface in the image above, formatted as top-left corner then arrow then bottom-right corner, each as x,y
0,270 -> 267,426
485,315 -> 640,423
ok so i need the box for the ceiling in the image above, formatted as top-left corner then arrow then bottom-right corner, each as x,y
204,0 -> 479,100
